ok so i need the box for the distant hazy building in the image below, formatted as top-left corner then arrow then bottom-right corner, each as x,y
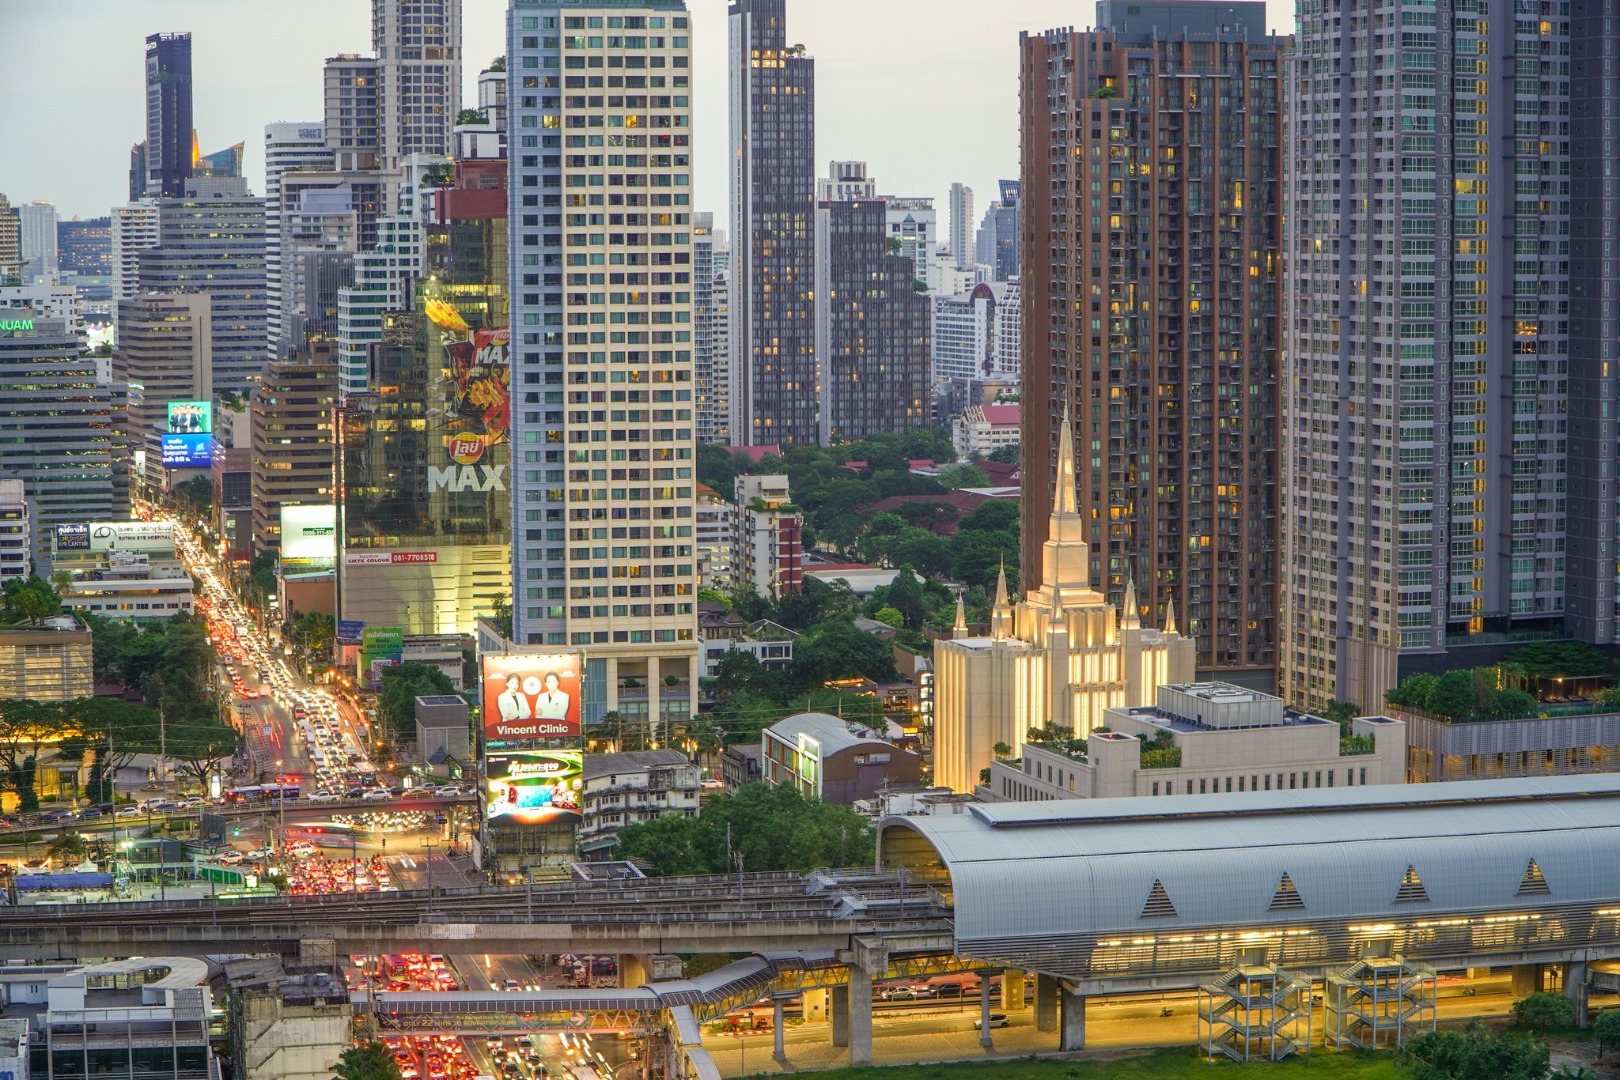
947,182 -> 973,269
18,201 -> 58,285
730,0 -> 818,446
695,483 -> 735,592
932,281 -> 1004,387
693,212 -> 728,444
250,352 -> 339,554
323,55 -> 381,172
815,164 -> 931,443
144,33 -> 194,198
112,293 -> 212,487
952,402 -> 1020,460
264,122 -> 338,358
137,178 -> 268,393
885,196 -> 935,284
57,217 -> 113,302
0,318 -> 129,571
974,179 -> 1020,283
373,0 -> 462,165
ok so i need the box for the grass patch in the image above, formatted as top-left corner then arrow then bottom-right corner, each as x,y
741,1046 -> 1404,1080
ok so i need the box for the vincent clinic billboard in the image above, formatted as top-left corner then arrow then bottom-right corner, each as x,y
485,750 -> 582,825
482,652 -> 582,740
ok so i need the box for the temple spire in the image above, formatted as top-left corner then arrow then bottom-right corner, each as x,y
1052,402 -> 1080,519
993,557 -> 1010,610
1164,593 -> 1178,636
1121,576 -> 1140,630
952,591 -> 968,638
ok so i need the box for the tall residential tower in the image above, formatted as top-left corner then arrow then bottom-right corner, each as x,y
728,0 -> 817,445
506,0 -> 701,731
1020,2 -> 1285,684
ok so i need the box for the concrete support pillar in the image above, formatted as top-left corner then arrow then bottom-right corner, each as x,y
979,976 -> 994,1049
619,953 -> 650,989
1511,963 -> 1545,997
1000,970 -> 1026,1011
773,997 -> 786,1062
830,985 -> 850,1048
1566,962 -> 1589,1028
1059,985 -> 1087,1051
1034,973 -> 1059,1033
848,967 -> 874,1067
803,987 -> 829,1025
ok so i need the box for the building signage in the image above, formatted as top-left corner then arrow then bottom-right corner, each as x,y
391,551 -> 437,564
280,505 -> 338,564
54,523 -> 91,551
161,433 -> 213,468
427,464 -> 506,493
337,619 -> 365,642
0,319 -> 35,332
88,521 -> 174,553
343,551 -> 439,566
359,627 -> 405,686
167,400 -> 212,434
482,652 -> 583,740
485,749 -> 582,826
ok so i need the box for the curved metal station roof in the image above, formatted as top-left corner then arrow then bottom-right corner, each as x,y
879,775 -> 1620,943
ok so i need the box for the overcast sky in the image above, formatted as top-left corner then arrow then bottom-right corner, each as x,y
3,0 -> 1294,236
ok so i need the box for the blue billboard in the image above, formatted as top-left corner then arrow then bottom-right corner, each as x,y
161,433 -> 213,468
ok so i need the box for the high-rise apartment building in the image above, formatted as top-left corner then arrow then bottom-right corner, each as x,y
145,33 -> 194,199
506,0 -> 701,732
112,294 -> 212,487
0,195 -> 20,283
324,55 -> 382,172
373,0 -> 462,164
815,168 -> 932,444
728,0 -> 817,446
111,202 -> 159,318
0,480 -> 29,587
693,211 -> 729,443
18,202 -> 58,286
250,352 -> 339,554
1565,1 -> 1618,644
885,196 -> 935,283
265,122 -> 337,357
0,318 -> 129,571
1282,0 -> 1570,709
1021,3 -> 1285,684
137,177 -> 268,394
57,217 -> 112,302
947,181 -> 974,269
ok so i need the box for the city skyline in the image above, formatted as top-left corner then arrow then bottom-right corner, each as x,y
0,0 -> 1294,225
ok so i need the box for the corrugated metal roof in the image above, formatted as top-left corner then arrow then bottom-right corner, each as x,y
882,775 -> 1620,941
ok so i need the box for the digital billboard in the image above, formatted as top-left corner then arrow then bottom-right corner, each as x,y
55,523 -> 90,551
161,433 -> 213,468
167,400 -> 213,434
88,521 -> 175,554
481,652 -> 583,741
280,505 -> 338,564
485,749 -> 582,826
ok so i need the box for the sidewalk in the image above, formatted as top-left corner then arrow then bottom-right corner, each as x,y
700,1019 -> 1061,1076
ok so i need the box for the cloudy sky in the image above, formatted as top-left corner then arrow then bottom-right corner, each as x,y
4,0 -> 1293,236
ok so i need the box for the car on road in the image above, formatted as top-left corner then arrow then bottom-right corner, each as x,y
880,987 -> 919,1001
308,790 -> 339,802
78,803 -> 116,819
178,797 -> 206,808
115,806 -> 142,818
973,1013 -> 1011,1030
217,851 -> 245,865
39,808 -> 76,822
361,789 -> 392,802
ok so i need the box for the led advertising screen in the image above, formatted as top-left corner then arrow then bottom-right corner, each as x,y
88,521 -> 175,553
167,400 -> 213,434
482,652 -> 583,741
279,504 -> 338,564
485,750 -> 582,826
161,433 -> 213,468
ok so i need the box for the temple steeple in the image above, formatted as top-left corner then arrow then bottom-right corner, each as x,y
952,592 -> 969,639
1039,406 -> 1096,595
1164,593 -> 1178,636
991,557 -> 1013,640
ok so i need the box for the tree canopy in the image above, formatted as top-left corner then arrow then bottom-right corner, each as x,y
1405,1020 -> 1550,1080
1386,668 -> 1538,722
2,575 -> 61,626
377,663 -> 456,742
331,1042 -> 404,1080
614,782 -> 874,875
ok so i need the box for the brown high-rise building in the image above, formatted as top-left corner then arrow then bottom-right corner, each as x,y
250,348 -> 339,555
1019,2 -> 1285,683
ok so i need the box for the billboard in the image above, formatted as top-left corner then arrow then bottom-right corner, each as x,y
360,627 -> 404,685
167,400 -> 213,434
280,505 -> 338,563
344,550 -> 439,566
161,433 -> 213,468
55,523 -> 90,551
485,749 -> 582,826
88,521 -> 175,554
482,652 -> 583,741
337,619 -> 364,643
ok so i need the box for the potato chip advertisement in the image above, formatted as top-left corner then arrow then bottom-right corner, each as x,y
485,750 -> 582,825
482,652 -> 583,740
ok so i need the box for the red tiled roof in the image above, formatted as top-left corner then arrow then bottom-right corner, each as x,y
980,403 -> 1021,426
725,444 -> 781,463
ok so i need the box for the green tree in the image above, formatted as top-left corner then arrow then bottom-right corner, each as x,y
1593,1008 -> 1620,1057
1429,669 -> 1480,721
291,611 -> 337,667
1406,1021 -> 1551,1080
1512,992 -> 1576,1034
174,476 -> 213,518
986,443 -> 1021,464
710,650 -> 781,702
938,464 -> 990,490
376,663 -> 456,741
0,700 -> 72,811
165,719 -> 240,789
697,588 -> 731,609
608,813 -> 712,874
2,575 -> 60,625
886,530 -> 952,579
1488,688 -> 1538,720
46,832 -> 89,866
787,620 -> 899,689
950,529 -> 1018,592
883,568 -> 926,629
873,606 -> 904,629
331,1041 -> 404,1080
1387,672 -> 1441,710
